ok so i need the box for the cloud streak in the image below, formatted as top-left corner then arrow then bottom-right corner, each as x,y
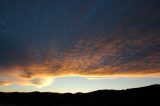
0,0 -> 160,87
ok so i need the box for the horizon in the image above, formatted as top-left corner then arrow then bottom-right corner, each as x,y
0,0 -> 160,93
1,76 -> 160,93
1,84 -> 160,93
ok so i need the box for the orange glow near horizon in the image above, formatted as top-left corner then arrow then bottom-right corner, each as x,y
0,62 -> 160,87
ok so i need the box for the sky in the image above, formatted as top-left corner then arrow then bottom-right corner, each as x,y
0,0 -> 160,93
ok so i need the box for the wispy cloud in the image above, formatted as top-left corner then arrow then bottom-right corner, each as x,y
0,0 -> 159,87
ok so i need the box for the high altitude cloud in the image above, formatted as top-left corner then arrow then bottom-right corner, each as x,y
0,0 -> 160,87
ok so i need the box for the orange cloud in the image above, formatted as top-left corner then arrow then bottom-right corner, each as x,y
0,36 -> 159,87
0,15 -> 160,87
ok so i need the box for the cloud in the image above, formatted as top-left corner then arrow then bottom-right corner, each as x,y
30,77 -> 54,88
0,80 -> 10,86
0,0 -> 160,87
0,71 -> 54,87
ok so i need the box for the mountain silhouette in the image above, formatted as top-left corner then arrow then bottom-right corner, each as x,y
0,84 -> 159,106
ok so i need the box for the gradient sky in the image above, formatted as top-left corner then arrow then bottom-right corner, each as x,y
0,0 -> 160,93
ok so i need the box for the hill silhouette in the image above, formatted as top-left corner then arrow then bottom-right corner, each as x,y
0,84 -> 159,106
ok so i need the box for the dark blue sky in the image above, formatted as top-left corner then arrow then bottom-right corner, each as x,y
0,0 -> 160,87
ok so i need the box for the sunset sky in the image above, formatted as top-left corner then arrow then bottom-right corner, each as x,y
0,0 -> 160,93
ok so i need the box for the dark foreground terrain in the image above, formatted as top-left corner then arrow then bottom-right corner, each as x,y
0,84 -> 160,106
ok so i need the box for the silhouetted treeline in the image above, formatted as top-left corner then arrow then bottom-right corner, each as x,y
0,84 -> 160,106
